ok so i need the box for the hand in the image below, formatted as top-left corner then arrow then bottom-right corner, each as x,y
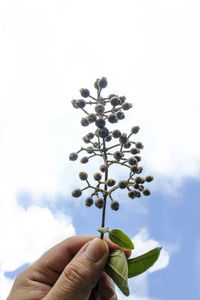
7,235 -> 131,300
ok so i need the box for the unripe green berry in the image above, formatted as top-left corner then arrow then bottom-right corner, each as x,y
100,164 -> 107,172
98,77 -> 107,88
98,127 -> 109,138
79,172 -> 88,181
106,179 -> 116,186
95,118 -> 106,128
130,148 -> 140,155
116,111 -> 125,120
128,190 -> 136,199
143,189 -> 151,196
85,197 -> 93,207
93,172 -> 102,181
110,200 -> 119,211
128,157 -> 138,165
136,142 -> 144,149
87,113 -> 97,123
80,157 -> 89,164
112,129 -> 121,138
114,151 -> 123,160
80,88 -> 90,98
145,175 -> 154,182
72,189 -> 82,198
108,113 -> 118,123
95,104 -> 105,114
131,126 -> 140,134
110,96 -> 120,106
118,180 -> 127,189
69,152 -> 78,161
122,102 -> 133,110
81,117 -> 89,127
119,133 -> 128,144
76,99 -> 86,108
95,198 -> 104,208
86,146 -> 94,154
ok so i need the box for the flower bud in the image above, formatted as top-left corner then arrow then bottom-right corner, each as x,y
95,198 -> 104,208
93,172 -> 102,181
100,164 -> 107,172
87,113 -> 97,123
76,99 -> 86,108
112,129 -> 121,138
118,180 -> 127,189
131,126 -> 140,134
81,117 -> 89,127
106,179 -> 116,186
110,200 -> 119,211
72,189 -> 82,198
95,104 -> 105,114
79,172 -> 88,180
80,157 -> 89,164
143,189 -> 151,196
80,88 -> 90,98
85,197 -> 93,207
95,118 -> 106,128
69,152 -> 78,161
145,175 -> 154,182
98,77 -> 108,88
128,190 -> 136,199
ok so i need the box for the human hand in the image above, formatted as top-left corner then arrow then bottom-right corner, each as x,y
7,235 -> 131,300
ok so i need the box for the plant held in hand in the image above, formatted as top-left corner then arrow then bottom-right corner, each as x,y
69,77 -> 161,296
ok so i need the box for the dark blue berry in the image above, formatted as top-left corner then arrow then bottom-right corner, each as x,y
81,118 -> 89,127
69,152 -> 78,161
116,111 -> 125,120
112,129 -> 121,138
108,114 -> 117,123
87,113 -> 97,123
98,127 -> 109,138
95,118 -> 106,128
80,88 -> 90,98
76,99 -> 86,108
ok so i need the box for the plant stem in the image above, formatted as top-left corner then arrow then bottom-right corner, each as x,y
100,138 -> 108,239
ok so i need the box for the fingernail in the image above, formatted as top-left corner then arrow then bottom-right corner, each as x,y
84,238 -> 107,263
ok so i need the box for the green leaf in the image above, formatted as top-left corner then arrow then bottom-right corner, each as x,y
109,229 -> 134,250
128,247 -> 162,278
97,227 -> 109,234
104,249 -> 130,296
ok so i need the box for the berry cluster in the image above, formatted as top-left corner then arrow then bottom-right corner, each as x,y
69,77 -> 154,211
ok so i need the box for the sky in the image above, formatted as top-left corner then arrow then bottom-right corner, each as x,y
0,0 -> 200,299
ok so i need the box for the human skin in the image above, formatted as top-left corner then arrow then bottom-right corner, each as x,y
7,235 -> 131,300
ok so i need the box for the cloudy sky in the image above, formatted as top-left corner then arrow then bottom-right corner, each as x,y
0,0 -> 200,299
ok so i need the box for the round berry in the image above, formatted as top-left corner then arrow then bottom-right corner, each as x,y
119,96 -> 126,104
98,77 -> 107,88
87,113 -> 97,123
128,157 -> 138,165
113,151 -> 123,160
82,136 -> 90,143
81,117 -> 89,127
128,190 -> 136,199
130,148 -> 140,155
95,104 -> 105,114
135,191 -> 141,198
135,176 -> 143,184
79,172 -> 88,180
110,200 -> 119,211
138,185 -> 144,191
93,142 -> 99,149
80,157 -> 89,164
105,135 -> 112,142
145,175 -> 154,182
87,132 -> 94,139
143,189 -> 151,196
93,172 -> 102,181
100,164 -> 107,172
136,142 -> 144,149
122,103 -> 132,110
131,126 -> 140,134
106,179 -> 116,186
124,142 -> 131,149
71,99 -> 78,108
108,114 -> 117,123
109,94 -> 117,99
95,118 -> 106,128
116,111 -> 125,120
98,127 -> 109,138
130,165 -> 139,173
85,197 -> 93,207
69,152 -> 78,161
80,88 -> 90,98
72,189 -> 82,198
110,96 -> 120,106
118,180 -> 127,189
135,155 -> 141,162
94,79 -> 100,89
137,166 -> 143,174
95,198 -> 104,208
112,129 -> 121,138
86,146 -> 94,154
76,99 -> 86,108
119,133 -> 128,144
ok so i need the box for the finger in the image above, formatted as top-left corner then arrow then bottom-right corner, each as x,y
43,238 -> 109,300
96,272 -> 118,300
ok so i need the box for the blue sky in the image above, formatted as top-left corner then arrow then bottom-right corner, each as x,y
0,0 -> 200,299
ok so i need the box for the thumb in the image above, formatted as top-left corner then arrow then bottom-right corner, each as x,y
44,238 -> 109,300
